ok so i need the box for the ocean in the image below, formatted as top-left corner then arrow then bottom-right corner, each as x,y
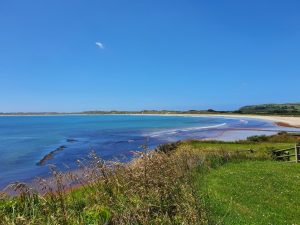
0,115 -> 296,188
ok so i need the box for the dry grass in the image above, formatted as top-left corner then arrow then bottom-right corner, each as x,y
0,141 -> 275,225
0,146 -> 210,224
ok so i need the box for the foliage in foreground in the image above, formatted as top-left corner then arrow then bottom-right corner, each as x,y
0,133 -> 298,224
0,146 -> 207,224
0,146 -> 267,224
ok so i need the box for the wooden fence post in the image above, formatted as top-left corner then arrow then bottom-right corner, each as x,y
295,144 -> 299,163
297,145 -> 300,162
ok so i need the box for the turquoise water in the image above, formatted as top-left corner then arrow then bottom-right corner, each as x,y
0,115 -> 289,188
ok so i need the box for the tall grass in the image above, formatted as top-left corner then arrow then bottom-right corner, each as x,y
0,142 -> 273,225
0,146 -> 203,224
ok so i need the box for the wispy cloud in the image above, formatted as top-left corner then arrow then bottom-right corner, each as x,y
95,42 -> 104,49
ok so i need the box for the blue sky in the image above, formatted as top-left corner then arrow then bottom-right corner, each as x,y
0,0 -> 299,112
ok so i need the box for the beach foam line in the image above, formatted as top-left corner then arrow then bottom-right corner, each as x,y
182,123 -> 227,131
148,123 -> 227,137
239,119 -> 248,124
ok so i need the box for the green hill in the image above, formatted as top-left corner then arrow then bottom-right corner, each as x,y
236,103 -> 300,115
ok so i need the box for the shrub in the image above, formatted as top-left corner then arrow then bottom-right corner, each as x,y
155,141 -> 180,154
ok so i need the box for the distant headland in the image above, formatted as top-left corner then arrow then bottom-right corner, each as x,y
1,103 -> 300,116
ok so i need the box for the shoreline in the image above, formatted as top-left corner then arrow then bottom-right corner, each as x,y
129,113 -> 300,128
1,113 -> 300,128
192,114 -> 300,128
2,114 -> 300,191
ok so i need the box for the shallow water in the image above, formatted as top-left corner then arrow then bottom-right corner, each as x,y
0,115 -> 297,188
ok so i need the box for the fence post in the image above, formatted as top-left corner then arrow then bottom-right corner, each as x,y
296,145 -> 300,162
295,144 -> 299,163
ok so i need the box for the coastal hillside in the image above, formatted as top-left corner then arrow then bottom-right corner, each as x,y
236,103 -> 300,115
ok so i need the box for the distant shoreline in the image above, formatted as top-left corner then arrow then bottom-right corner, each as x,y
1,112 -> 300,190
1,113 -> 300,128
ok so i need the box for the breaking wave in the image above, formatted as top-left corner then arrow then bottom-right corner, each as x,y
148,123 -> 227,137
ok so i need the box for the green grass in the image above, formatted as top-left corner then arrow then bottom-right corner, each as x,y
181,135 -> 300,224
0,133 -> 299,224
193,161 -> 300,225
187,140 -> 293,152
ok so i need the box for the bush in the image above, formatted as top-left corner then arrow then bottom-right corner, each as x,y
246,135 -> 269,142
155,141 -> 180,154
244,132 -> 297,143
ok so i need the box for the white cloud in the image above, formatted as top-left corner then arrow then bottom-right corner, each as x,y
95,42 -> 104,49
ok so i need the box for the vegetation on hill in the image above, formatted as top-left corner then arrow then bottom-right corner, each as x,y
0,133 -> 299,224
1,103 -> 300,116
235,103 -> 300,115
0,109 -> 221,116
80,109 -> 221,115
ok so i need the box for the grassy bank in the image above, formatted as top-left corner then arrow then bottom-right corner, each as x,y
188,133 -> 300,224
0,148 -> 208,224
0,133 -> 299,224
194,161 -> 300,224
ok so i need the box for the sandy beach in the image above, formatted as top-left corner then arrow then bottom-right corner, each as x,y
1,113 -> 300,128
190,114 -> 300,128
127,113 -> 300,129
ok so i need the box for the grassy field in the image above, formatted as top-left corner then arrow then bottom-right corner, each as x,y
185,134 -> 300,224
193,161 -> 300,225
187,140 -> 292,152
0,132 -> 299,224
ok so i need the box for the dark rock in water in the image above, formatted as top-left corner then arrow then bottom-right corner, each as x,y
66,138 -> 77,143
36,145 -> 67,166
58,145 -> 66,150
